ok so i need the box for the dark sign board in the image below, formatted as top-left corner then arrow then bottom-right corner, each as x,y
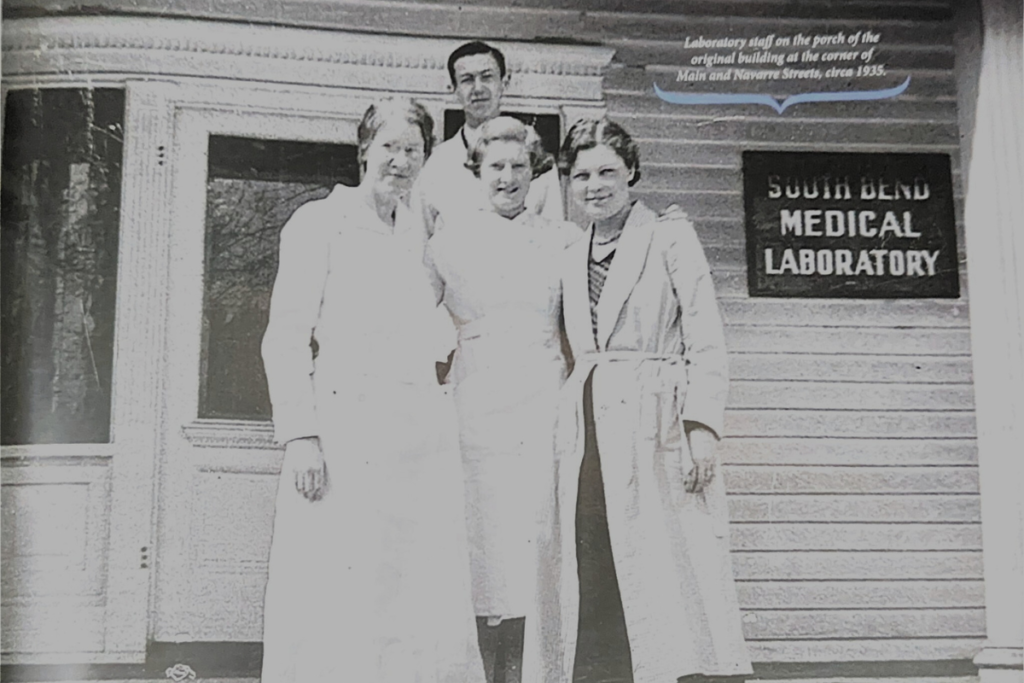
743,152 -> 959,298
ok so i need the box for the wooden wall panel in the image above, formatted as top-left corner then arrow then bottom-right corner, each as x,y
740,608 -> 985,639
732,551 -> 982,580
749,638 -> 983,663
723,466 -> 978,493
721,437 -> 976,466
0,460 -> 110,654
724,410 -> 976,438
727,354 -> 973,383
2,1 -> 958,42
719,300 -> 968,327
724,325 -> 972,355
729,523 -> 982,551
728,495 -> 979,522
737,580 -> 984,609
726,381 -> 975,410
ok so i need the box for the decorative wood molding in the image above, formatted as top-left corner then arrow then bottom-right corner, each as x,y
181,420 -> 278,450
0,445 -> 114,460
100,81 -> 177,657
1,16 -> 616,102
974,647 -> 1024,670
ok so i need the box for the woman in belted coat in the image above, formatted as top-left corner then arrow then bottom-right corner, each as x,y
525,118 -> 752,683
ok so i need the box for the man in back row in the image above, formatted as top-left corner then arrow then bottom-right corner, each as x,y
413,40 -> 564,237
412,40 -> 566,683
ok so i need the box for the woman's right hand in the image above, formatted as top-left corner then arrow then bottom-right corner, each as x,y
286,436 -> 326,502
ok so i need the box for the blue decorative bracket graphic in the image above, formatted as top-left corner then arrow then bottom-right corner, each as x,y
653,76 -> 911,113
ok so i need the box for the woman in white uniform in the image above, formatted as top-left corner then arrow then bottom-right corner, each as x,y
425,117 -> 580,682
259,99 -> 485,683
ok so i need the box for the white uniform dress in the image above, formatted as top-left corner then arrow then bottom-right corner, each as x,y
426,208 -> 580,619
260,184 -> 485,683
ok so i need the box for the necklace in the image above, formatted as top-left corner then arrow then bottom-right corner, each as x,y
591,229 -> 620,262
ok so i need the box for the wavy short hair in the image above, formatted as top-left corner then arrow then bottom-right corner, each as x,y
357,99 -> 435,174
464,116 -> 554,180
558,117 -> 641,187
447,41 -> 507,85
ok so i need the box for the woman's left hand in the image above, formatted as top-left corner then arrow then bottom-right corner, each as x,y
684,422 -> 719,493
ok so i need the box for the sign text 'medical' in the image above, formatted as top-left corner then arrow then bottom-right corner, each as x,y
743,152 -> 959,298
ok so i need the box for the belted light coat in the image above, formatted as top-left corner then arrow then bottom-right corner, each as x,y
525,201 -> 752,683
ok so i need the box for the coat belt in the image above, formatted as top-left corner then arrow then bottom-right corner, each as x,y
574,350 -> 681,365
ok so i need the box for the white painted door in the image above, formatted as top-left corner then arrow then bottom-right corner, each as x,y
149,82 -> 392,642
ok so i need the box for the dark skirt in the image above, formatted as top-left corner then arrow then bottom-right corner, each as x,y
573,372 -> 750,683
573,370 -> 634,683
475,616 -> 525,683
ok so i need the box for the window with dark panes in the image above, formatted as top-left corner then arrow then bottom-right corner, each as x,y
199,136 -> 359,420
444,110 -> 561,156
1,88 -> 125,445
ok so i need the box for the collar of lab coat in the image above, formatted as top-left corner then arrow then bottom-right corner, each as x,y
564,200 -> 657,352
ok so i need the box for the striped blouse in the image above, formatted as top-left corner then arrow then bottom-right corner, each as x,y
588,230 -> 621,344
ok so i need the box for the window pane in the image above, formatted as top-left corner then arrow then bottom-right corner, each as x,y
1,88 -> 125,445
199,136 -> 358,420
444,110 -> 561,155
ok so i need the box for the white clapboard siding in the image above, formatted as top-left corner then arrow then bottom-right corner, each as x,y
639,154 -> 963,179
721,437 -> 976,466
732,551 -> 982,581
723,466 -> 978,494
726,381 -> 975,410
737,580 -> 985,609
609,93 -> 959,121
24,0 -> 959,44
641,139 -> 961,167
609,71 -> 958,103
728,353 -> 973,383
724,410 -> 976,438
725,325 -> 972,355
749,638 -> 983,663
719,300 -> 969,327
729,495 -> 980,522
740,608 -> 985,639
619,115 -> 960,147
729,524 -> 982,551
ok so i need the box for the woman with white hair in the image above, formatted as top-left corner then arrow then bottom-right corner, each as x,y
260,99 -> 485,683
425,116 -> 581,682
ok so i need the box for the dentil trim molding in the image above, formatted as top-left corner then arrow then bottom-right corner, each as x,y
2,16 -> 616,101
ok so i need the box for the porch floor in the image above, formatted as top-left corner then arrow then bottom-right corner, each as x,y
1,678 -> 984,683
0,677 -> 983,683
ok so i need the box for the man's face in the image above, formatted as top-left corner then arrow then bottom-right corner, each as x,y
451,53 -> 507,127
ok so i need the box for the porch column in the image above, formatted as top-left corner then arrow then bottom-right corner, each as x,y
961,0 -> 1024,681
